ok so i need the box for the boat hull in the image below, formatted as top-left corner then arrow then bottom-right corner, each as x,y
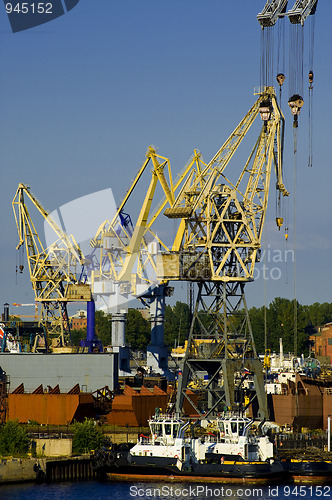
97,453 -> 285,482
282,460 -> 332,483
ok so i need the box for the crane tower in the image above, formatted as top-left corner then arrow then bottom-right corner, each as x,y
156,86 -> 288,419
12,184 -> 91,347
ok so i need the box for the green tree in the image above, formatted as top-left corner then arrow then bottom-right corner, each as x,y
0,420 -> 29,457
95,310 -> 112,346
71,418 -> 104,454
249,306 -> 266,353
304,302 -> 332,329
248,298 -> 313,356
267,297 -> 307,354
164,302 -> 191,349
125,309 -> 150,350
70,328 -> 86,347
69,310 -> 112,347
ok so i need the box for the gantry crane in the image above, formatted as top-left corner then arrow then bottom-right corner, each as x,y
12,184 -> 91,347
153,86 -> 289,420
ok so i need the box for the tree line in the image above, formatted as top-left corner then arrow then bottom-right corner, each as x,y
70,299 -> 332,356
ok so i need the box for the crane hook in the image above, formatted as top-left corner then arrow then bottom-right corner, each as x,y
276,73 -> 285,86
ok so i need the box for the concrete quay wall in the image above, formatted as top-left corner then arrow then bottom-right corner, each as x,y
0,456 -> 96,483
0,457 -> 37,483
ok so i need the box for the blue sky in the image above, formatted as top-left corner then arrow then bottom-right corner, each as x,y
0,0 -> 331,317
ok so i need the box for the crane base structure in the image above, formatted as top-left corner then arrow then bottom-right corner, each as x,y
175,281 -> 268,420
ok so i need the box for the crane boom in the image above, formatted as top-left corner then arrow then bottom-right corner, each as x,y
12,184 -> 91,346
160,87 -> 288,284
89,146 -> 205,295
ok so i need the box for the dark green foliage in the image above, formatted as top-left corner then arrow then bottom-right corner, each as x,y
125,309 -> 151,350
95,310 -> 112,346
248,306 -> 266,353
303,302 -> 332,331
0,420 -> 29,457
249,298 -> 332,356
164,302 -> 191,350
70,299 -> 332,355
71,418 -> 104,454
70,328 -> 86,346
70,310 -> 112,347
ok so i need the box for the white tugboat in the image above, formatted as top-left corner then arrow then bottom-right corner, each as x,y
193,413 -> 274,463
92,410 -> 285,482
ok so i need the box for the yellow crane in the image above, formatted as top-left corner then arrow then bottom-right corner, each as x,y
12,184 -> 91,347
89,146 -> 206,298
157,86 -> 289,419
12,84 -> 288,416
160,86 -> 287,284
88,146 -> 206,374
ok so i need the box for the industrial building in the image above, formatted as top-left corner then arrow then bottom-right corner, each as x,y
0,352 -> 118,393
310,323 -> 332,364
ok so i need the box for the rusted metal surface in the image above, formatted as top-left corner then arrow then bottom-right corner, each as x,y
92,385 -> 113,414
0,368 -> 9,423
323,390 -> 332,430
8,384 -> 95,425
270,393 -> 323,429
107,385 -> 168,427
268,376 -> 326,430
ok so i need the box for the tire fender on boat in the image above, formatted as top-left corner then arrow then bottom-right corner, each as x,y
174,455 -> 179,459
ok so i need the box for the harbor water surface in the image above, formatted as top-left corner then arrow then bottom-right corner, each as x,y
1,481 -> 331,500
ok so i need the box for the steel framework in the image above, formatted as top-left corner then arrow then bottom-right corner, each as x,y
161,87 -> 290,419
12,184 -> 91,346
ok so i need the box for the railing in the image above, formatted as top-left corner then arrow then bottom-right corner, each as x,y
139,437 -> 150,445
276,433 -> 326,450
28,432 -> 72,440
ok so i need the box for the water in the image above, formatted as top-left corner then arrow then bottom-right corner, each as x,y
1,481 -> 331,500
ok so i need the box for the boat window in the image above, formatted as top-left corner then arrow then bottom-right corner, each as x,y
165,423 -> 172,435
238,422 -> 244,435
173,424 -> 179,438
155,424 -> 162,436
231,422 -> 238,433
219,422 -> 225,433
